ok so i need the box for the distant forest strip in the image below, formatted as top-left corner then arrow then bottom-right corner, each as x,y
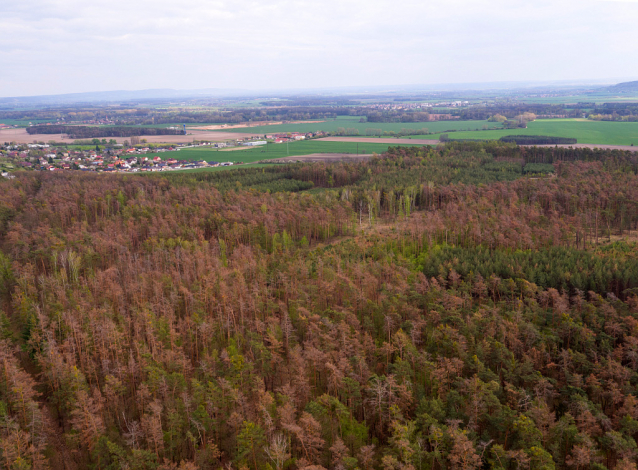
499,135 -> 578,145
439,135 -> 578,145
26,125 -> 184,138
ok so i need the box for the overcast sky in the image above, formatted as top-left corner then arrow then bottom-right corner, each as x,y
1,0 -> 638,97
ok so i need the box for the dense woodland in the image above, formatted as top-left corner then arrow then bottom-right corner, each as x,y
26,126 -> 184,139
441,137 -> 578,146
498,137 -> 577,146
0,143 -> 638,470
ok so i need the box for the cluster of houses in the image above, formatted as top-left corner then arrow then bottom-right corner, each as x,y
266,132 -> 316,143
0,142 -> 234,174
363,101 -> 470,111
239,132 -> 319,144
0,130 -> 326,174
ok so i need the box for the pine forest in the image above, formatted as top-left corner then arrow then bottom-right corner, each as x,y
1,142 -> 638,470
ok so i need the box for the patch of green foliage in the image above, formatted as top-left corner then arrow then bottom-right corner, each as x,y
523,163 -> 555,174
418,244 -> 638,294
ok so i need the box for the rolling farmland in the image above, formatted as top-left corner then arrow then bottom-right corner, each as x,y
146,139 -> 430,166
213,116 -> 502,135
428,119 -> 638,145
0,119 -> 51,127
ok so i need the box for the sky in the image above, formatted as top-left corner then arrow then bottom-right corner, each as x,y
1,0 -> 638,97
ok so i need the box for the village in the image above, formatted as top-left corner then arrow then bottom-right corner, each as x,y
0,142 -> 220,175
361,100 -> 470,111
0,131 -> 317,176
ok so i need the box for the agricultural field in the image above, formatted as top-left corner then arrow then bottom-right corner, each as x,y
146,139 -> 429,166
518,92 -> 638,104
97,122 -> 223,128
215,116 -> 502,135
0,118 -> 51,127
427,118 -> 638,145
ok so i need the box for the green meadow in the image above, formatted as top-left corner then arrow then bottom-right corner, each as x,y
146,139 -> 431,166
0,119 -> 52,127
98,123 -> 223,128
213,116 -> 502,135
426,119 -> 638,145
518,93 -> 638,104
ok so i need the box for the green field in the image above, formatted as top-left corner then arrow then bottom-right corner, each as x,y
147,140 -> 430,166
518,93 -> 638,104
98,122 -> 223,128
426,119 -> 638,145
214,116 -> 502,135
0,119 -> 52,127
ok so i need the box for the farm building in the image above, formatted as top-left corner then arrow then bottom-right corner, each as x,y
242,141 -> 267,147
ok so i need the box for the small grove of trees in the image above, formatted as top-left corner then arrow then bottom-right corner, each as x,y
335,127 -> 360,136
487,114 -> 507,123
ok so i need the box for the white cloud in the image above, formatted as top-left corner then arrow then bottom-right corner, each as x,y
1,0 -> 637,96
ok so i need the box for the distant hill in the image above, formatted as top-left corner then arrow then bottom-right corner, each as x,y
602,81 -> 638,93
0,88 -> 251,106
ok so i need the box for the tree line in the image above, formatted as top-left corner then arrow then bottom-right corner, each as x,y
26,125 -> 184,138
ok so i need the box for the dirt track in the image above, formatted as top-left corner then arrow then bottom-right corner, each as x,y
264,153 -> 373,163
316,137 -> 440,145
0,127 -> 258,144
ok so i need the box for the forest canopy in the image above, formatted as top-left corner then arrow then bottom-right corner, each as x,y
0,142 -> 637,470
